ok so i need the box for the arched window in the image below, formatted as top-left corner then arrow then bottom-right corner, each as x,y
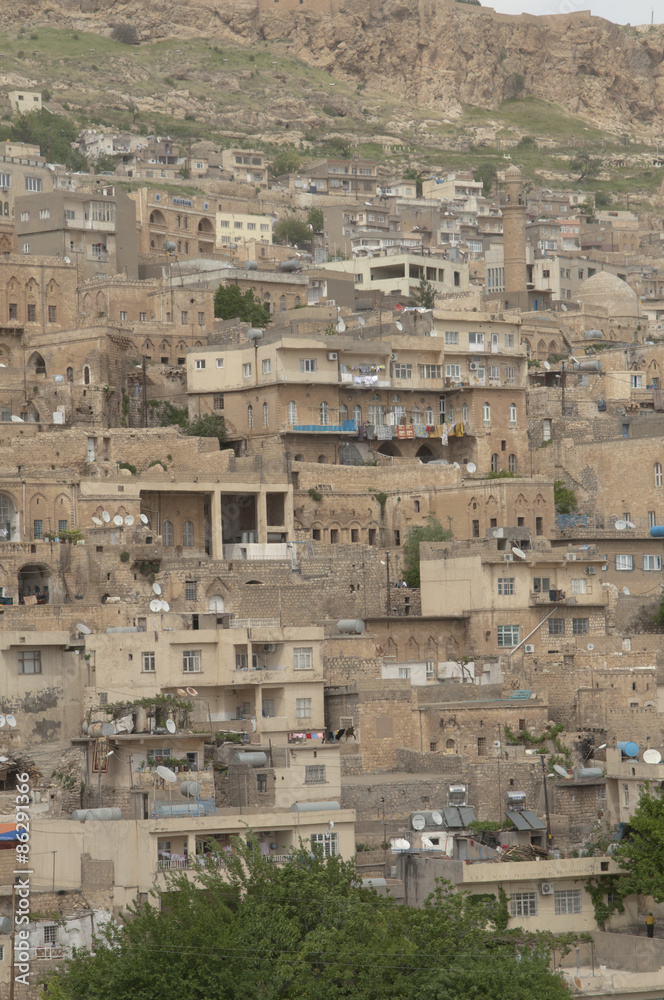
280,295 -> 287,312
339,404 -> 348,423
483,401 -> 490,425
162,520 -> 174,546
462,403 -> 469,422
656,463 -> 663,488
509,403 -> 517,426
508,453 -> 517,473
425,406 -> 433,425
3,202 -> 8,217
248,404 -> 253,429
183,217 -> 188,230
446,738 -> 456,752
183,521 -> 194,547
294,296 -> 301,306
412,405 -> 420,423
447,403 -> 455,424
320,401 -> 329,426
263,402 -> 269,427
288,400 -> 297,425
66,367 -> 73,383
83,366 -> 90,385
353,404 -> 362,424
491,453 -> 499,472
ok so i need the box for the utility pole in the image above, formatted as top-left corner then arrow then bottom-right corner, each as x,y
142,356 -> 147,428
560,361 -> 565,417
385,552 -> 391,615
541,754 -> 552,847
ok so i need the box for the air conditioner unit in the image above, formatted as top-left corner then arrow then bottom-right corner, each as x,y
540,882 -> 554,895
391,353 -> 398,361
585,566 -> 596,575
503,553 -> 513,562
263,643 -> 277,652
326,299 -> 336,306
524,644 -> 535,654
566,553 -> 577,561
469,362 -> 478,371
327,352 -> 338,361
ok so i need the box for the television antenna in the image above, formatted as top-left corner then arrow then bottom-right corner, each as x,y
77,623 -> 92,635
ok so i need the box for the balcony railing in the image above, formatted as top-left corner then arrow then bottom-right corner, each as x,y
289,420 -> 358,434
33,946 -> 65,960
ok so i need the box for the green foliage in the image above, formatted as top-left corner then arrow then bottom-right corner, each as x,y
111,23 -> 139,44
554,480 -> 578,514
102,694 -> 193,722
569,152 -> 602,182
148,459 -> 167,470
402,514 -> 453,588
322,103 -> 341,117
118,461 -> 136,475
119,551 -> 130,562
505,72 -> 525,98
214,284 -> 271,326
186,413 -> 227,445
11,109 -> 88,171
369,489 -> 387,514
136,561 -> 160,578
403,166 -> 423,197
307,487 -> 323,502
307,207 -> 324,232
159,403 -> 190,429
485,470 -> 517,479
467,820 -> 503,832
410,277 -> 435,309
269,147 -> 301,177
272,217 -> 311,247
474,162 -> 496,194
41,88 -> 51,102
614,786 -> 664,902
585,876 -> 625,929
46,838 -> 571,1000
94,152 -> 122,174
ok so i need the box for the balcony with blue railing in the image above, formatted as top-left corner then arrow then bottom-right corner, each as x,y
556,513 -> 651,538
288,419 -> 358,434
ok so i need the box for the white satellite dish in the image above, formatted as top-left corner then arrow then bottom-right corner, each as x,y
0,715 -> 5,728
0,756 -> 8,763
391,838 -> 411,851
644,749 -> 662,764
6,715 -> 16,728
113,515 -> 123,526
186,687 -> 198,697
625,521 -> 635,529
614,519 -> 627,530
525,749 -> 537,756
54,374 -> 64,384
102,511 -> 111,523
512,547 -> 526,559
124,515 -> 135,526
493,740 -> 501,749
553,764 -> 569,778
431,810 -> 443,826
140,514 -> 149,525
166,719 -> 176,734
77,623 -> 92,635
623,587 -> 630,596
91,516 -> 102,526
411,814 -> 426,831
467,462 -> 477,473
152,583 -> 162,595
358,316 -> 366,327
453,462 -> 460,469
177,688 -> 187,697
160,600 -> 170,612
542,360 -> 551,370
10,415 -> 23,421
149,599 -> 161,613
587,643 -> 594,651
101,722 -> 115,737
396,321 -> 403,331
156,765 -> 177,783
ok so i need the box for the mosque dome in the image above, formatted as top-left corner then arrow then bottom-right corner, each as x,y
575,271 -> 640,318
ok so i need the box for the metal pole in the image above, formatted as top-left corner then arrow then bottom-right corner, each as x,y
561,361 -> 565,417
385,552 -> 390,614
142,356 -> 148,428
541,754 -> 552,847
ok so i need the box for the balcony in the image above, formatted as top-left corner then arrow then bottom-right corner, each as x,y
33,946 -> 66,960
288,420 -> 358,434
530,589 -> 566,605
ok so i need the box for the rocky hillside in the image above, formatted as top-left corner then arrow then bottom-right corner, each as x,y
11,0 -> 664,131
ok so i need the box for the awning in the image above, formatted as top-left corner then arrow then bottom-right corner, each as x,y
0,824 -> 19,842
506,810 -> 546,831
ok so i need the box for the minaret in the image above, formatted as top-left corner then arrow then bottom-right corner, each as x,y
502,165 -> 527,306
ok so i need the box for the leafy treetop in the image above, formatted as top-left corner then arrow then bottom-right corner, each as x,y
402,514 -> 453,587
214,284 -> 271,327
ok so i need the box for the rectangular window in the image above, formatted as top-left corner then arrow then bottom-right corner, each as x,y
631,375 -> 643,389
305,765 -> 326,784
48,305 -> 56,323
497,625 -> 519,647
497,578 -> 515,595
468,332 -> 484,348
0,173 -> 10,188
643,555 -> 661,571
532,576 -> 550,592
182,650 -> 201,672
426,660 -> 435,679
19,211 -> 30,223
142,651 -> 155,672
43,926 -> 57,945
39,208 -> 50,220
18,651 -> 41,675
262,700 -> 275,718
615,554 -> 634,571
571,578 -> 587,594
22,244 -> 30,255
554,889 -> 582,915
27,304 -> 36,322
25,177 -> 42,192
140,312 -> 147,322
445,364 -> 461,379
293,647 -> 313,670
33,519 -> 43,540
310,832 -> 338,857
477,737 -> 487,757
8,303 -> 17,320
444,331 -> 459,345
195,359 -> 205,370
505,366 -> 515,381
419,364 -> 443,379
398,667 -> 411,679
548,619 -> 565,635
299,359 -> 317,372
572,618 -> 589,635
510,892 -> 538,917
213,393 -> 224,410
256,773 -> 268,793
394,363 -> 412,379
489,366 -> 500,380
243,363 -> 252,378
262,359 -> 271,374
649,511 -> 657,528
504,334 -> 514,347
185,581 -> 197,601
198,312 -> 205,326
181,311 -> 188,325
296,698 -> 312,719
119,311 -> 128,321
58,519 -> 68,534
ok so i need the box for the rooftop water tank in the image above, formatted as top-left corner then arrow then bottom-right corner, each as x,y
617,741 -> 639,758
71,808 -> 122,822
291,800 -> 341,812
337,619 -> 365,634
233,752 -> 267,768
651,526 -> 664,537
244,261 -> 258,270
575,767 -> 604,780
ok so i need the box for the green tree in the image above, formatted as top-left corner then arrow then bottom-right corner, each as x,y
47,837 -> 571,1000
505,72 -> 525,98
186,413 -> 227,445
94,153 -> 122,174
411,277 -> 435,309
214,285 -> 271,326
403,167 -> 423,197
111,23 -> 139,44
307,207 -> 324,232
614,787 -> 664,901
402,515 -> 453,587
474,162 -> 496,194
269,147 -> 301,177
272,217 -> 311,246
553,480 -> 578,515
11,109 -> 87,171
569,152 -> 602,182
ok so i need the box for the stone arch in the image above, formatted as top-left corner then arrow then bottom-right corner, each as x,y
406,636 -> 419,657
0,492 -> 19,540
416,444 -> 436,462
548,339 -> 557,356
0,235 -> 11,253
198,218 -> 214,234
386,636 -> 398,658
27,351 -> 46,375
538,338 -> 546,355
18,563 -> 51,603
149,209 -> 166,225
53,492 -> 71,530
0,344 -> 12,366
95,291 -> 106,316
6,275 -> 20,294
376,441 -> 402,457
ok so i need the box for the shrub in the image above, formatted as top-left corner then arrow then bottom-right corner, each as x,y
111,23 -> 139,44
120,551 -> 130,562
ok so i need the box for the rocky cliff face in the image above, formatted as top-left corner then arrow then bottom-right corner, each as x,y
14,0 -> 664,129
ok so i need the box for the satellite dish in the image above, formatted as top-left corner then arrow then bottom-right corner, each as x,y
140,514 -> 149,525
431,810 -> 443,826
149,599 -> 161,613
453,462 -> 460,469
124,515 -> 134,526
623,587 -> 630,596
102,511 -> 111,523
493,740 -> 501,749
166,719 -> 176,734
101,722 -> 115,737
396,321 -> 403,331
512,547 -> 526,559
542,360 -> 551,370
186,687 -> 198,697
54,374 -> 64,384
467,462 -> 477,473
156,765 -> 177,783
614,519 -> 627,530
411,814 -> 426,831
77,623 -> 92,635
0,756 -> 8,763
64,256 -> 71,264
160,600 -> 170,612
177,688 -> 187,697
587,643 -> 594,651
553,764 -> 569,778
6,715 -> 16,728
113,515 -> 123,526
91,516 -> 102,526
644,749 -> 662,764
525,749 -> 537,756
152,583 -> 162,595
626,521 -> 636,529
336,319 -> 346,333
0,715 -> 5,728
9,415 -> 22,421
